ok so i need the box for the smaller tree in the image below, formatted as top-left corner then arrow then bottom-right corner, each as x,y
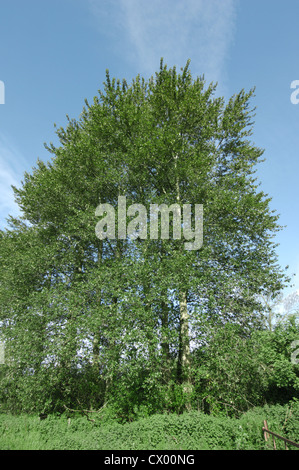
261,289 -> 299,330
192,319 -> 299,417
192,324 -> 268,417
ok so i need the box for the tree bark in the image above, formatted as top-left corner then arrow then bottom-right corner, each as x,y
174,153 -> 192,388
161,295 -> 171,381
177,289 -> 191,382
92,239 -> 102,370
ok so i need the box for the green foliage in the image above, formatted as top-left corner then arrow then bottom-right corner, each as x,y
236,399 -> 299,450
192,324 -> 268,416
0,411 -> 239,450
252,319 -> 299,403
1,401 -> 298,450
191,320 -> 299,417
0,59 -> 293,419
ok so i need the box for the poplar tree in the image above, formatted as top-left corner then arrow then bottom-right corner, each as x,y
0,60 -> 290,414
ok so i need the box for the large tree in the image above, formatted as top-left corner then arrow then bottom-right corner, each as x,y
0,60 -> 290,414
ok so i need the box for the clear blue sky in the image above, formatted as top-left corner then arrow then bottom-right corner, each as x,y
0,0 -> 299,297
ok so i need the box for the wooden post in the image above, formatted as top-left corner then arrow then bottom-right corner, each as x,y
263,420 -> 276,449
263,420 -> 269,441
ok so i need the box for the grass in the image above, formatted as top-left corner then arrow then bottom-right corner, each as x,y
0,403 -> 298,450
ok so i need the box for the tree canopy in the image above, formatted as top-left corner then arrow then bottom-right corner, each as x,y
0,59 -> 292,415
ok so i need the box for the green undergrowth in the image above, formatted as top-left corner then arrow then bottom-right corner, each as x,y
0,400 -> 298,450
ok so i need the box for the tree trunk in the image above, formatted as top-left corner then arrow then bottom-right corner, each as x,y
161,295 -> 171,381
174,152 -> 193,405
177,289 -> 193,409
92,240 -> 102,370
177,289 -> 191,382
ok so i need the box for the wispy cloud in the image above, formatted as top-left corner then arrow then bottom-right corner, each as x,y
0,133 -> 26,228
89,0 -> 238,90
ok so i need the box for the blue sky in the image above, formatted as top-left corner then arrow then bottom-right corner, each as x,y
0,0 -> 299,299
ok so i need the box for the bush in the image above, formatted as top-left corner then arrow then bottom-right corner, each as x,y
236,399 -> 299,450
191,321 -> 299,417
1,400 -> 298,450
192,324 -> 268,416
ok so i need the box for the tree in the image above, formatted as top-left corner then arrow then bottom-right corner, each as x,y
260,289 -> 299,330
191,319 -> 299,417
0,59 -> 290,415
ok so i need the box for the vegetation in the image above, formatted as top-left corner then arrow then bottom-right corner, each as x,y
0,60 -> 298,449
0,400 -> 298,450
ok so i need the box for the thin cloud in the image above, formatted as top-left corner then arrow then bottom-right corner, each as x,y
89,0 -> 238,89
0,133 -> 26,227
